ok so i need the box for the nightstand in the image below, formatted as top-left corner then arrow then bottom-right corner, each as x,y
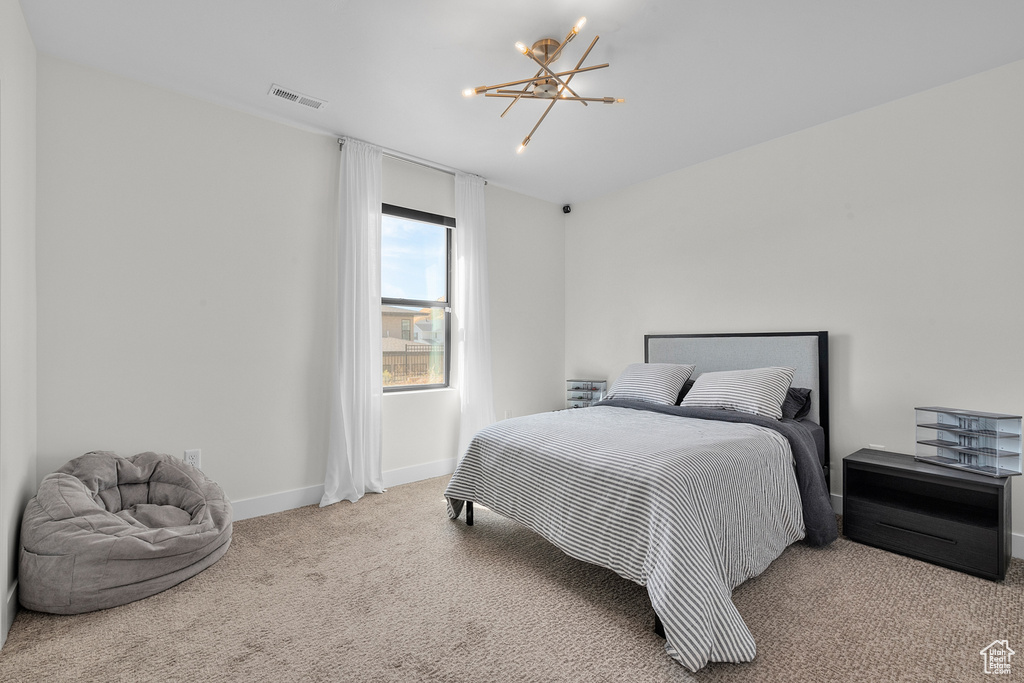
843,448 -> 1012,581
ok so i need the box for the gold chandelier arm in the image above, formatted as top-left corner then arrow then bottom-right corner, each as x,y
527,99 -> 558,139
568,36 -> 600,83
488,93 -> 623,103
502,21 -> 582,118
559,96 -> 625,103
554,35 -> 599,94
499,72 -> 539,118
542,22 -> 581,65
519,48 -> 587,105
468,63 -> 609,96
518,98 -> 559,153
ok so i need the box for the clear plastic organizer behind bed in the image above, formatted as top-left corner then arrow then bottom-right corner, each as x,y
566,379 -> 607,409
915,406 -> 1022,477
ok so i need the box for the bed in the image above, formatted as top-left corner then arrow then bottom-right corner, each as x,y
444,331 -> 838,671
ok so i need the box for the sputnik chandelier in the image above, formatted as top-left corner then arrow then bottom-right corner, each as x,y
462,17 -> 623,153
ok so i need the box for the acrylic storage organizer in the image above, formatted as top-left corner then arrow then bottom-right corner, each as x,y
566,379 -> 607,409
915,406 -> 1022,477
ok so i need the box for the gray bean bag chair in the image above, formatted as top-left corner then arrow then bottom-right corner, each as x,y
19,451 -> 232,614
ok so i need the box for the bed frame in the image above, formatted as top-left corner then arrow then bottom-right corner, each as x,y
645,330 -> 830,483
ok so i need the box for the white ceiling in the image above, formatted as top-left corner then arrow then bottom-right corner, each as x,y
20,1 -> 1024,204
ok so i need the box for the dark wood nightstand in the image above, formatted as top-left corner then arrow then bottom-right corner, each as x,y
843,448 -> 1012,581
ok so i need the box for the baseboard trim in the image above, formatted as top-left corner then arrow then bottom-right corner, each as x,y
231,484 -> 324,521
231,457 -> 458,521
382,457 -> 458,489
830,492 -> 1022,560
3,580 -> 18,649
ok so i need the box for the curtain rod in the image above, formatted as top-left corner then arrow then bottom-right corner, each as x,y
338,137 -> 486,185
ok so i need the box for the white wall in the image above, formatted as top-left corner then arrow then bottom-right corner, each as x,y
0,0 -> 38,646
486,185 -> 566,420
37,56 -> 340,504
36,57 -> 565,516
565,59 -> 1024,534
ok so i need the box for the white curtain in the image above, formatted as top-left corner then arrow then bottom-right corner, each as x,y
455,172 -> 496,458
321,138 -> 385,506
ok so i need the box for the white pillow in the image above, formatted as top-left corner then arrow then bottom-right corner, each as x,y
606,363 -> 696,405
681,366 -> 795,419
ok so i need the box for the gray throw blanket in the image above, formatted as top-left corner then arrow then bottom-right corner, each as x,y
597,399 -> 838,546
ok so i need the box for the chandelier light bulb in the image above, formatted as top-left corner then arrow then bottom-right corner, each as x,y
517,137 -> 531,154
462,88 -> 476,98
515,41 -> 529,55
574,17 -> 587,34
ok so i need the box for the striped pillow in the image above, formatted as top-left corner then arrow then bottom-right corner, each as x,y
681,366 -> 795,420
606,363 -> 696,405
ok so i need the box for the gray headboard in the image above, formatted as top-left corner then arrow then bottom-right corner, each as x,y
645,331 -> 830,463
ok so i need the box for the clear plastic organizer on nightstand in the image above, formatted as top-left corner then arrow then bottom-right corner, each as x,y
566,379 -> 607,409
915,406 -> 1022,478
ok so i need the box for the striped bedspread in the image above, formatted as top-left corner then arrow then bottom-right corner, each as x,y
445,405 -> 807,671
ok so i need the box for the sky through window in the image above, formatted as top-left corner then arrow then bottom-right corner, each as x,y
381,215 -> 447,302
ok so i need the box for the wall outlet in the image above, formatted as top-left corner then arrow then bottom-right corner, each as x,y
184,449 -> 202,469
504,410 -> 512,420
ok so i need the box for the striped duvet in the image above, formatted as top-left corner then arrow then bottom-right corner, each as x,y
445,404 -> 808,671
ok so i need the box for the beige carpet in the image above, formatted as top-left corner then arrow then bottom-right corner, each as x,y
1,475 -> 1020,682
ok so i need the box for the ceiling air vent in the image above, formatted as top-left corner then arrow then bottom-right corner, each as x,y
268,84 -> 327,111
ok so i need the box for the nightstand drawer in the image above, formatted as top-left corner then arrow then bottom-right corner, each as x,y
844,497 -> 998,577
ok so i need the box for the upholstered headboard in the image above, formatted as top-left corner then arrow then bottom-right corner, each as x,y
645,331 -> 830,465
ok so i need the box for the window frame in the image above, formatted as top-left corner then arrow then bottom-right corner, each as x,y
381,203 -> 454,393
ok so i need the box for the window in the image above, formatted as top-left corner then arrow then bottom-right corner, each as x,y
381,203 -> 453,390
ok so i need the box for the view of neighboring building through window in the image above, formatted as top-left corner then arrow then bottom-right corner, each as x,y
381,204 -> 453,390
